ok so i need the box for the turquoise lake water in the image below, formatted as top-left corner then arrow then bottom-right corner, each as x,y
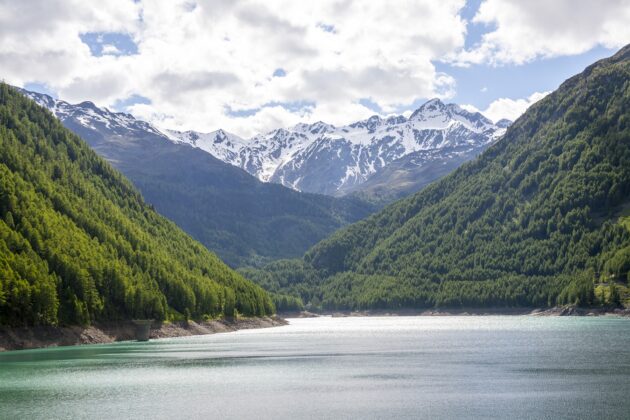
1,316 -> 629,419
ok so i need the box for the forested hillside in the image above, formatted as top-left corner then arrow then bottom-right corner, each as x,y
242,45 -> 630,311
0,84 -> 273,327
22,89 -> 377,268
118,141 -> 375,268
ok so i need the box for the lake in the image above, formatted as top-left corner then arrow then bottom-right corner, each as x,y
1,316 -> 629,419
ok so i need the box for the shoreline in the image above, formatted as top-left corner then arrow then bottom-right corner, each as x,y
3,306 -> 628,352
0,316 -> 288,352
280,306 -> 630,318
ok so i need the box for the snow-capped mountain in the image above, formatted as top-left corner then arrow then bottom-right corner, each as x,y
20,89 -> 164,139
21,86 -> 509,199
166,98 -> 509,196
163,128 -> 248,164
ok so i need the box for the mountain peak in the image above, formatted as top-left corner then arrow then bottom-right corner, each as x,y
424,97 -> 445,107
292,121 -> 335,135
348,114 -> 384,131
408,98 -> 448,121
421,97 -> 447,110
77,100 -> 99,111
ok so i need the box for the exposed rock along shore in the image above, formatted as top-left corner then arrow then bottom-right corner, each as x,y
3,307 -> 628,352
0,316 -> 287,352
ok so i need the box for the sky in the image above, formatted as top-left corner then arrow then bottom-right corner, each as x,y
1,0 -> 629,138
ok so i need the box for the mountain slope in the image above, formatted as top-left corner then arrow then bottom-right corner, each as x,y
0,84 -> 273,327
342,143 -> 489,202
245,44 -> 630,310
20,90 -> 377,267
166,100 -> 508,197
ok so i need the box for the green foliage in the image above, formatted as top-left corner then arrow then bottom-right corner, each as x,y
270,292 -> 304,312
595,283 -> 625,307
556,272 -> 596,307
238,259 -> 322,311
0,84 -> 274,326
243,45 -> 630,311
609,284 -> 621,306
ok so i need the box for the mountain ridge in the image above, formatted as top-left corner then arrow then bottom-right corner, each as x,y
21,87 -> 509,201
166,98 -> 509,197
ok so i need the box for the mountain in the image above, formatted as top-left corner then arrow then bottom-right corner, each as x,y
0,83 -> 273,327
19,89 -> 376,268
341,143 -> 490,202
242,44 -> 630,311
166,100 -> 508,198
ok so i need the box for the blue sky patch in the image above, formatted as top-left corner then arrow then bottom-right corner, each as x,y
226,106 -> 260,118
458,0 -> 496,49
80,32 -> 138,57
273,68 -> 287,78
433,45 -> 616,109
317,23 -> 336,33
227,100 -> 315,118
24,82 -> 57,99
267,100 -> 315,113
112,94 -> 151,112
359,98 -> 383,114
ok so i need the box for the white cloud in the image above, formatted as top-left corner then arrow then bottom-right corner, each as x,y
453,0 -> 630,65
101,44 -> 122,55
2,0 -> 626,137
463,91 -> 549,123
0,0 -> 468,136
0,0 -> 140,104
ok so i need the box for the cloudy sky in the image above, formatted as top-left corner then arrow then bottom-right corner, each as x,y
1,0 -> 629,137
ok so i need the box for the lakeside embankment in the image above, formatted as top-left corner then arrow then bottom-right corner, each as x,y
0,316 -> 287,352
280,306 -> 630,318
4,306 -> 628,352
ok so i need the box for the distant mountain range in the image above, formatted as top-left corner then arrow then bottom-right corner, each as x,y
21,87 -> 510,202
19,89 -> 376,267
166,99 -> 510,199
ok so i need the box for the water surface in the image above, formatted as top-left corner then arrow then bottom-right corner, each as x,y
1,316 -> 629,419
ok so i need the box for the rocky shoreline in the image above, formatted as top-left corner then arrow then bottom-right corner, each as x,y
0,316 -> 288,352
3,307 -> 628,352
